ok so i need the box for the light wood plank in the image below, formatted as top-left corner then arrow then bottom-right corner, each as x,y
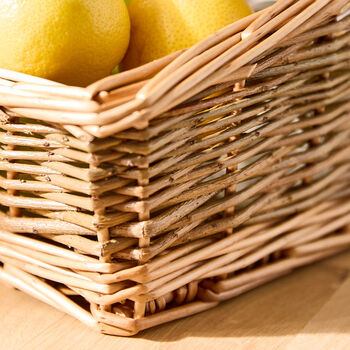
285,275 -> 350,350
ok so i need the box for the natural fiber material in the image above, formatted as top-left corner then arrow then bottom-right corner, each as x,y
0,0 -> 350,336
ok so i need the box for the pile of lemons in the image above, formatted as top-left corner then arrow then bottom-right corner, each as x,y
0,0 -> 252,86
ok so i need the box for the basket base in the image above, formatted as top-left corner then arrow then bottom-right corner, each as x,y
1,242 -> 349,336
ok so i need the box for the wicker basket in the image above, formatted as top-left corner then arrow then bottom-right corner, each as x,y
0,0 -> 350,336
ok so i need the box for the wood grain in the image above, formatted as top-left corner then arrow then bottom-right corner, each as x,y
1,250 -> 350,350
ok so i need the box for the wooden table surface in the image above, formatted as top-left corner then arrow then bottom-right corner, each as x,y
1,250 -> 350,350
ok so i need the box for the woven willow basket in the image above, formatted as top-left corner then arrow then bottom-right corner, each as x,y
0,0 -> 350,336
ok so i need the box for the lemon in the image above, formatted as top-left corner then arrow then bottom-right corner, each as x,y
0,0 -> 130,86
122,0 -> 252,70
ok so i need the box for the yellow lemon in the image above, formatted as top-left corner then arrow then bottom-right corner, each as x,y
0,0 -> 130,86
122,0 -> 252,70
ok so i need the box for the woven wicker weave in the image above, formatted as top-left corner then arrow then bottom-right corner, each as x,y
0,0 -> 350,336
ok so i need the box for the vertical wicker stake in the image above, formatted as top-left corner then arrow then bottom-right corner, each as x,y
4,116 -> 21,279
91,160 -> 112,313
134,176 -> 150,320
220,80 -> 246,279
225,80 -> 247,219
303,72 -> 330,186
224,79 -> 248,231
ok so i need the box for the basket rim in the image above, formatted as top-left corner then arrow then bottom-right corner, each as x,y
0,0 -> 349,139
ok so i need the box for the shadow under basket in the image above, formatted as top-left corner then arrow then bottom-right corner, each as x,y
1,0 -> 350,336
